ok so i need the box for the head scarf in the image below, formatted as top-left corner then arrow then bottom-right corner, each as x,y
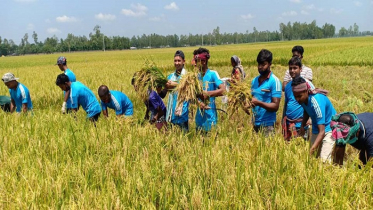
292,80 -> 329,96
330,112 -> 360,145
194,52 -> 210,61
231,55 -> 246,79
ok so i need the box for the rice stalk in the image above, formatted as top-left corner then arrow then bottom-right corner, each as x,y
174,67 -> 204,106
226,80 -> 253,116
133,59 -> 168,100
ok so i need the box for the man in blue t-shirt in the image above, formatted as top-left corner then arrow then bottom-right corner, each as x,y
193,47 -> 225,132
163,50 -> 189,132
55,74 -> 101,122
98,85 -> 133,117
250,49 -> 282,136
56,56 -> 77,114
332,112 -> 373,166
283,56 -> 315,140
2,73 -> 33,113
292,77 -> 336,162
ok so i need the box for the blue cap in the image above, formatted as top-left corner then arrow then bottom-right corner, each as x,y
56,56 -> 67,65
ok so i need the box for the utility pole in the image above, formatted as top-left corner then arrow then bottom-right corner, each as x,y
201,33 -> 203,46
103,35 -> 105,51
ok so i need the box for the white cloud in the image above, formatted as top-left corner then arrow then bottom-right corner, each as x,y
353,1 -> 362,6
95,13 -> 116,21
301,10 -> 309,15
47,28 -> 61,34
289,0 -> 301,3
27,23 -> 34,30
56,15 -> 78,23
164,2 -> 179,10
121,3 -> 148,17
14,0 -> 37,2
282,11 -> 297,16
241,14 -> 255,20
330,8 -> 343,14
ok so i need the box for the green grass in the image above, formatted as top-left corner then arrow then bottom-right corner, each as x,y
0,37 -> 373,209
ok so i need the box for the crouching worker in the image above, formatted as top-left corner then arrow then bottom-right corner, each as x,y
55,74 -> 101,122
98,85 -> 133,118
2,73 -> 33,114
292,77 -> 336,162
131,77 -> 167,130
0,96 -> 11,112
331,112 -> 373,166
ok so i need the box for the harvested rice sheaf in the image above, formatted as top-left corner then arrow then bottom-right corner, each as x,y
133,60 -> 168,100
226,80 -> 253,115
174,68 -> 204,106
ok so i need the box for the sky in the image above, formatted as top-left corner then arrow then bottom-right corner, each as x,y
0,0 -> 372,44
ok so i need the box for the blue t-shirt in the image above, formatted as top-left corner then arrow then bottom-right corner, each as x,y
301,93 -> 336,134
67,81 -> 101,118
65,69 -> 76,82
195,69 -> 223,131
100,90 -> 133,116
147,90 -> 166,117
166,69 -> 189,124
9,83 -> 33,112
284,79 -> 315,127
251,72 -> 282,126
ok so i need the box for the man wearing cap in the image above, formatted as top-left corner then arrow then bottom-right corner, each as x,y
291,77 -> 336,162
2,73 -> 33,113
55,74 -> 101,122
194,47 -> 226,132
163,50 -> 189,132
56,56 -> 76,114
98,85 -> 133,117
331,112 -> 373,166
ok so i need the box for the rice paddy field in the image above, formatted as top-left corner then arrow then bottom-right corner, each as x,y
0,36 -> 373,209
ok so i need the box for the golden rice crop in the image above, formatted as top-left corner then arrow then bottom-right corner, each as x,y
174,67 -> 204,105
226,80 -> 253,116
133,59 -> 168,100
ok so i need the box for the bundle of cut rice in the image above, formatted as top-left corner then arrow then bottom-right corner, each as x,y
226,80 -> 253,115
174,67 -> 204,106
133,60 -> 168,100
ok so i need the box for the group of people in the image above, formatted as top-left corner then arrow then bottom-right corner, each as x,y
1,46 -> 372,166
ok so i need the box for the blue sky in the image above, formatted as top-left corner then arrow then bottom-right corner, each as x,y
1,0 -> 372,44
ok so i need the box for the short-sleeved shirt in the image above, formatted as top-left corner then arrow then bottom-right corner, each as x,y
251,72 -> 282,126
284,78 -> 315,127
100,90 -> 133,116
67,81 -> 101,118
195,69 -> 223,131
300,93 -> 336,134
284,65 -> 312,83
347,113 -> 373,156
9,83 -> 33,112
147,90 -> 166,117
65,69 -> 76,82
166,69 -> 189,124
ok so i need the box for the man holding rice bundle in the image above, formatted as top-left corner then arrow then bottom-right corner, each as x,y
56,56 -> 76,114
194,47 -> 226,132
164,50 -> 189,132
250,49 -> 282,136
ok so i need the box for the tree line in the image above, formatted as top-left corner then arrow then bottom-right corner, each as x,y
0,21 -> 371,56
